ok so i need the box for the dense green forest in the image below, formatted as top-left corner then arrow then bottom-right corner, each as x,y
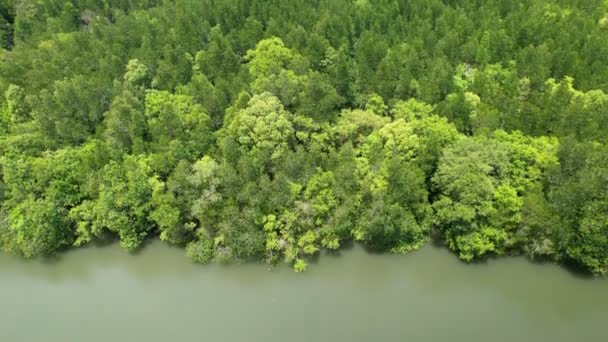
1,0 -> 607,274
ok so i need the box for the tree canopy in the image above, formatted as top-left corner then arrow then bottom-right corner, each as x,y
1,0 -> 608,274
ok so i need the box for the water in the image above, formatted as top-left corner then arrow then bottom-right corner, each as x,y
1,240 -> 606,342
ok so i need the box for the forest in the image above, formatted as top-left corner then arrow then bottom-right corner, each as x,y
1,0 -> 607,274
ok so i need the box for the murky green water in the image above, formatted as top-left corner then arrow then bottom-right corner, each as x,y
1,240 -> 606,342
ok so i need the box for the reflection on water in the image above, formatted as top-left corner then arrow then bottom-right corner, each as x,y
1,240 -> 606,342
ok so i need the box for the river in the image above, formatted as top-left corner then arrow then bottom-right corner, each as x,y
1,240 -> 606,341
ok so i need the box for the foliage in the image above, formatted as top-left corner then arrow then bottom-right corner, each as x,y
0,0 -> 607,274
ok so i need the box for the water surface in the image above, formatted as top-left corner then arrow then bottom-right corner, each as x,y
1,241 -> 606,341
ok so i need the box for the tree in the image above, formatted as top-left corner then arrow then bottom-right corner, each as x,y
296,71 -> 344,121
71,156 -> 154,251
358,158 -> 430,253
194,25 -> 239,82
547,140 -> 608,274
245,37 -> 307,108
5,84 -> 29,124
187,231 -> 215,264
432,132 -> 558,261
29,73 -> 112,145
567,197 -> 608,275
103,88 -> 147,155
224,92 -> 295,169
4,195 -> 72,258
143,90 -> 212,175
189,156 -> 223,232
